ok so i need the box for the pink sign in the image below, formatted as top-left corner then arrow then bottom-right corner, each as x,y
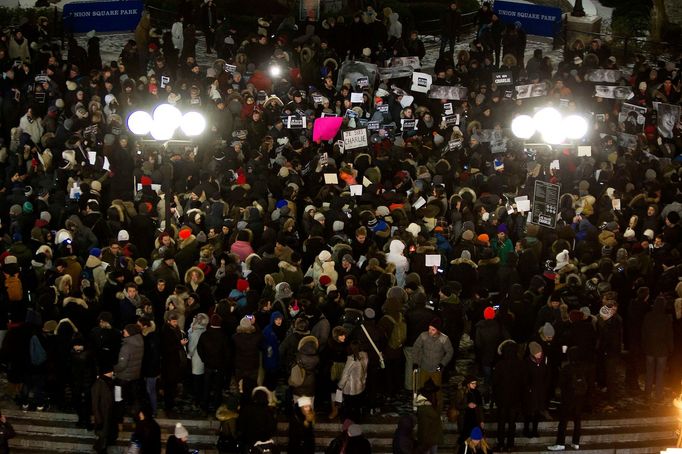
313,117 -> 343,143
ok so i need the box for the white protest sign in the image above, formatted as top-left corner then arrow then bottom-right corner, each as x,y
612,199 -> 621,211
363,176 -> 372,187
578,146 -> 591,157
137,183 -> 162,192
103,157 -> 110,171
425,254 -> 441,267
413,197 -> 426,209
516,199 -> 531,213
350,92 -> 364,103
88,151 -> 97,165
350,184 -> 363,196
411,72 -> 432,93
343,129 -> 369,150
324,173 -> 339,185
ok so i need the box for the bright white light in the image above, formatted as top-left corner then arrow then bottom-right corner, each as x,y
542,124 -> 566,144
153,103 -> 182,131
533,107 -> 562,137
269,65 -> 282,77
150,121 -> 175,140
127,111 -> 153,136
180,112 -> 206,137
511,114 -> 536,139
564,115 -> 588,140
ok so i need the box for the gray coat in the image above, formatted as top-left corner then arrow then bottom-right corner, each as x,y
114,334 -> 144,381
413,331 -> 454,373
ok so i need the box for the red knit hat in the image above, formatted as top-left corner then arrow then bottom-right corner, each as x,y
236,278 -> 249,292
319,275 -> 332,286
483,306 -> 496,320
140,175 -> 152,186
178,227 -> 192,240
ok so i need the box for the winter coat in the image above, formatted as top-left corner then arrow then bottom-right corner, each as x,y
413,330 -> 454,372
291,335 -> 319,396
141,322 -> 161,378
415,395 -> 442,447
262,311 -> 283,371
392,415 -> 416,454
475,318 -> 509,368
337,351 -> 368,396
230,240 -> 254,262
641,298 -> 674,358
160,322 -> 186,383
448,257 -> 478,299
597,314 -> 623,357
166,435 -> 190,454
113,333 -> 144,381
175,235 -> 199,278
237,399 -> 277,448
91,374 -> 115,428
288,406 -> 315,454
523,354 -> 549,413
171,21 -> 183,50
387,13 -> 402,40
197,325 -> 230,371
188,322 -> 207,375
233,324 -> 262,380
493,340 -> 524,409
387,240 -> 409,287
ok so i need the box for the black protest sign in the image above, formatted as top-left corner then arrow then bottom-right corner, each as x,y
531,180 -> 560,228
443,114 -> 460,126
400,119 -> 418,130
377,104 -> 389,113
160,75 -> 171,88
443,102 -> 453,115
286,116 -> 306,129
493,71 -> 513,86
367,120 -> 381,130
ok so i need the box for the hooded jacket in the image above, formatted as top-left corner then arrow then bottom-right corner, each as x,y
337,351 -> 368,396
113,333 -> 144,381
387,239 -> 409,287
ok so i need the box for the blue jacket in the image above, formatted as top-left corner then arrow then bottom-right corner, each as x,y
262,311 -> 283,371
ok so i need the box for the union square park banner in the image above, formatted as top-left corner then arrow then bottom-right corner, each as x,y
63,0 -> 144,33
493,0 -> 562,37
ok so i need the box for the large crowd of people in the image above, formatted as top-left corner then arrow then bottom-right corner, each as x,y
0,0 -> 681,453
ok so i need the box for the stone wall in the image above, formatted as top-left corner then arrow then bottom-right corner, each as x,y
664,0 -> 682,25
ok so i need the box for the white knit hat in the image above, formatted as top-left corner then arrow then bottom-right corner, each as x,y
297,396 -> 313,407
174,422 -> 188,439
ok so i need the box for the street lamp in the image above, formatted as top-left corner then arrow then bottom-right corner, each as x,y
511,108 -> 588,144
127,104 -> 206,139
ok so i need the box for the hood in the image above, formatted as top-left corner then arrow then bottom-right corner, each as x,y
269,311 -> 284,325
184,266 -> 205,284
298,334 -> 319,354
389,12 -> 399,23
85,255 -> 102,268
389,239 -> 405,255
142,321 -> 156,336
65,214 -> 84,230
63,296 -> 88,309
497,339 -> 518,358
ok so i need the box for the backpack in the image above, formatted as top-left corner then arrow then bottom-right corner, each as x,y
5,273 -> 23,302
384,314 -> 407,349
288,363 -> 306,387
30,334 -> 47,366
570,366 -> 588,397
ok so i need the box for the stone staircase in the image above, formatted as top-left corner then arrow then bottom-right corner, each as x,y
4,406 -> 679,453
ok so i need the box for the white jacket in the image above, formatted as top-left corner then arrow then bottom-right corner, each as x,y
387,239 -> 409,287
171,21 -> 184,51
338,352 -> 368,396
388,13 -> 402,40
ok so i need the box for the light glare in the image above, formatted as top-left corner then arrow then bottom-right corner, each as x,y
127,111 -> 153,136
511,114 -> 536,139
181,112 -> 207,137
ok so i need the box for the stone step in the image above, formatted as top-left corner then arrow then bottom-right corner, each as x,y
4,409 -> 679,454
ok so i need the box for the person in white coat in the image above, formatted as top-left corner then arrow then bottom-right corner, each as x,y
337,340 -> 368,422
19,108 -> 44,145
187,312 -> 208,405
387,239 -> 409,287
388,12 -> 403,41
171,17 -> 184,52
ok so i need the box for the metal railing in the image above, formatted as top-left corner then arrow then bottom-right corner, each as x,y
415,10 -> 478,37
560,25 -> 682,66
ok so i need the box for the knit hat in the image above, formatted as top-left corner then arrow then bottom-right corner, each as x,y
342,254 -> 355,264
477,233 -> 489,244
462,229 -> 475,241
460,250 -> 472,261
348,424 -> 363,437
541,322 -> 555,338
332,220 -> 345,232
668,211 -> 680,224
429,317 -> 442,331
174,422 -> 189,439
236,278 -> 249,292
554,249 -> 570,271
4,255 -> 17,265
140,175 -> 153,186
89,247 -> 101,257
134,258 -> 148,269
23,201 -> 33,213
483,306 -> 495,320
318,250 -> 332,262
497,223 -> 508,234
471,427 -> 483,441
529,341 -> 542,356
406,222 -> 421,238
117,229 -> 129,242
239,316 -> 253,330
643,229 -> 654,240
580,306 -> 591,318
178,227 -> 192,240
623,228 -> 636,240
319,275 -> 332,286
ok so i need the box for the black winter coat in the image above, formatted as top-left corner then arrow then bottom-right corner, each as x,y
493,341 -> 524,409
523,355 -> 549,413
198,326 -> 230,371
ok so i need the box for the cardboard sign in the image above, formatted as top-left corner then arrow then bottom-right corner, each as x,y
425,254 -> 441,267
443,114 -> 460,126
350,184 -> 363,196
493,71 -> 514,86
531,180 -> 560,228
324,173 -> 339,185
401,119 -> 418,130
350,92 -> 364,104
286,116 -> 306,129
443,102 -> 453,116
411,72 -> 432,93
342,129 -> 369,150
578,146 -> 591,157
312,116 -> 343,143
